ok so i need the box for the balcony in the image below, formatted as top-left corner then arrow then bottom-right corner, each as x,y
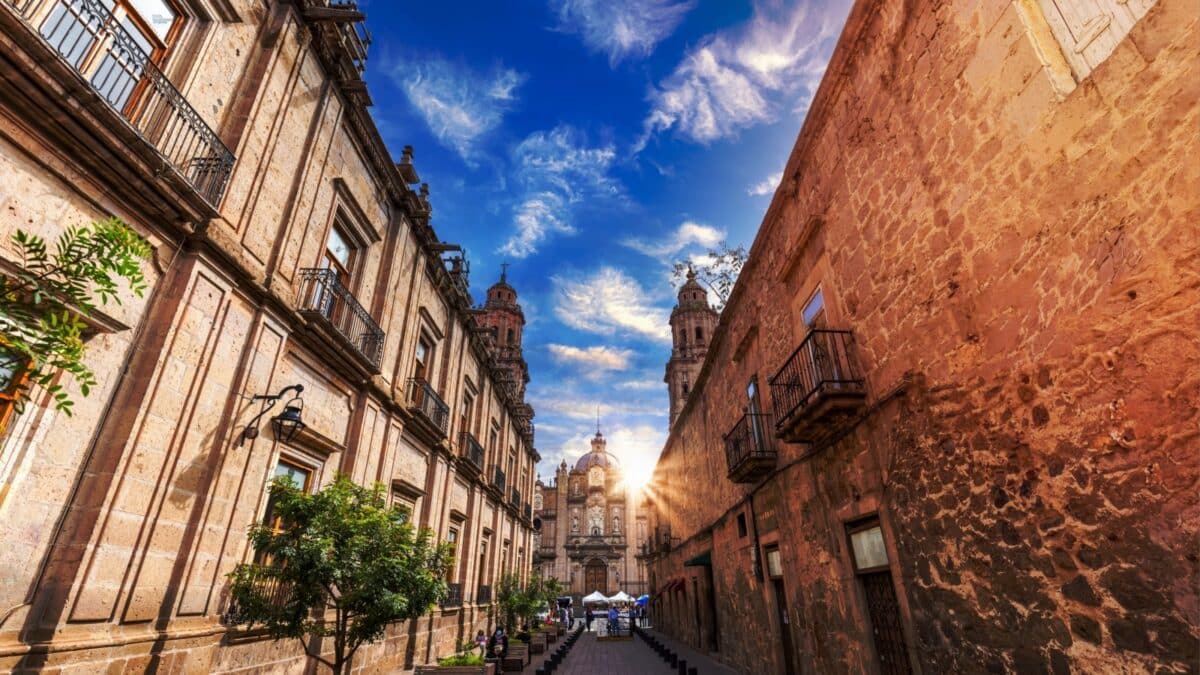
537,546 -> 556,558
523,503 -> 532,521
768,329 -> 866,443
298,268 -> 385,368
11,0 -> 235,207
224,565 -> 292,624
441,582 -> 462,609
458,431 -> 485,473
510,487 -> 520,508
491,466 -> 506,494
475,584 -> 492,605
406,378 -> 449,436
723,412 -> 777,483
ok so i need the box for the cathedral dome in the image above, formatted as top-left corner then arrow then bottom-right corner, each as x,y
574,430 -> 620,471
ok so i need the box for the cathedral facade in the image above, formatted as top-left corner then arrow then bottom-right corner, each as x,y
533,431 -> 651,599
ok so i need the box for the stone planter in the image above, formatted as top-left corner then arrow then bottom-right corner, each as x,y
529,633 -> 547,654
413,664 -> 496,675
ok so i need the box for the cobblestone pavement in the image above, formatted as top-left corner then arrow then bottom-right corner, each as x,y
549,625 -> 741,675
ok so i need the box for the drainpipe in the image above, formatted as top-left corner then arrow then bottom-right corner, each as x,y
747,492 -> 763,583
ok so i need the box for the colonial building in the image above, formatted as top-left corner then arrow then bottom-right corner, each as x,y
0,0 -> 538,672
533,430 -> 651,601
645,1 -> 1198,674
665,268 -> 719,428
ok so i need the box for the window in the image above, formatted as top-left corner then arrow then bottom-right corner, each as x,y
681,382 -> 689,396
1035,0 -> 1157,81
323,225 -> 354,283
747,376 -> 765,450
0,348 -> 29,433
460,388 -> 475,435
695,326 -> 703,341
258,458 -> 314,563
414,336 -> 432,382
765,546 -> 783,578
802,287 -> 825,328
506,328 -> 514,345
446,527 -> 459,581
848,521 -> 890,572
41,0 -> 184,112
737,513 -> 748,538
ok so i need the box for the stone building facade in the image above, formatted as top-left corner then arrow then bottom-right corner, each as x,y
0,0 -> 538,672
665,269 -> 719,429
645,1 -> 1198,674
533,431 -> 651,601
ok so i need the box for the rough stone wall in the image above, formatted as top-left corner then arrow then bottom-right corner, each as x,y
650,0 -> 1199,673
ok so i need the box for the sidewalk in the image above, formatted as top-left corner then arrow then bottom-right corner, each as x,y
637,627 -> 742,675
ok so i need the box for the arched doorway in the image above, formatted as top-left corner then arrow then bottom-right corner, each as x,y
585,559 -> 607,594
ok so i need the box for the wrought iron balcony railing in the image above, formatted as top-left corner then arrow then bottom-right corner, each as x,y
536,546 -> 556,558
540,507 -> 556,518
12,0 -> 235,206
475,584 -> 492,605
459,431 -> 485,471
523,503 -> 532,521
441,582 -> 462,609
723,412 -> 776,483
510,487 -> 520,508
491,466 -> 506,493
407,378 -> 449,435
224,564 -> 292,624
768,329 -> 867,442
298,268 -> 385,367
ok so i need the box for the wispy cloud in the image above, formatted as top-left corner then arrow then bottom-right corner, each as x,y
547,423 -> 668,482
500,126 -> 623,258
391,56 -> 526,164
623,221 -> 723,258
637,0 -> 851,148
552,266 -> 672,343
549,0 -> 695,64
747,171 -> 783,196
548,344 -> 635,373
617,379 -> 662,391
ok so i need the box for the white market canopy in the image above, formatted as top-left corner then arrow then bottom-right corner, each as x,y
582,591 -> 608,604
607,591 -> 634,603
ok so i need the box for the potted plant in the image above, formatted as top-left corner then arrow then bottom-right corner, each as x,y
414,651 -> 496,675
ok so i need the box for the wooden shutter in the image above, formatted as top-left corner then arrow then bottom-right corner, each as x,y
1038,0 -> 1158,79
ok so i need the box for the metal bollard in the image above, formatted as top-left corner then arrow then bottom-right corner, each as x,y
688,668 -> 698,675
677,659 -> 688,675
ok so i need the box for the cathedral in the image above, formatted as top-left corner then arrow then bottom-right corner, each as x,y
533,430 -> 651,599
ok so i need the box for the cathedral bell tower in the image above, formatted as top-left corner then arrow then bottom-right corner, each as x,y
665,268 -> 718,428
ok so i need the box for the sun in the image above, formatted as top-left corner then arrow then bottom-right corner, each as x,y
618,452 -> 655,492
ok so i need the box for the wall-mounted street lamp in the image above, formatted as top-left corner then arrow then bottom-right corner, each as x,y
238,384 -> 306,446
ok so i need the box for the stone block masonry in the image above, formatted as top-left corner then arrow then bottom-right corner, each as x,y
646,0 -> 1198,673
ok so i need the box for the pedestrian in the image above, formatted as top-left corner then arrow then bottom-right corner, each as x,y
474,629 -> 487,657
608,606 -> 619,636
488,626 -> 508,659
585,607 -> 593,632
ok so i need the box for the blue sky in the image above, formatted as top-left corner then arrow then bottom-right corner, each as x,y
362,0 -> 853,477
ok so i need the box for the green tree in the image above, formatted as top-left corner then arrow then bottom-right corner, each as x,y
227,475 -> 452,675
0,217 -> 151,420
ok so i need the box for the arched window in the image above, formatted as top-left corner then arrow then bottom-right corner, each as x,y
681,382 -> 689,396
506,328 -> 514,344
695,326 -> 703,341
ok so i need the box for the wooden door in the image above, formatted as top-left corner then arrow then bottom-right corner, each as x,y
585,562 -> 607,594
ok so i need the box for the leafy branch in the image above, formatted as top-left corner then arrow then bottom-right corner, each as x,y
0,218 -> 151,419
670,241 -> 747,310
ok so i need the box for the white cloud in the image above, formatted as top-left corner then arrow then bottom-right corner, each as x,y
392,57 -> 526,164
623,221 -> 723,258
499,126 -> 623,258
552,266 -> 672,343
638,0 -> 852,147
549,423 -> 667,486
549,0 -> 695,64
617,379 -> 662,391
747,171 -> 783,196
548,344 -> 635,372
